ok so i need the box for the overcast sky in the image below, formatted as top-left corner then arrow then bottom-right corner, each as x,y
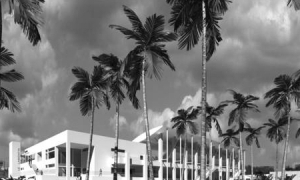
1,0 -> 300,167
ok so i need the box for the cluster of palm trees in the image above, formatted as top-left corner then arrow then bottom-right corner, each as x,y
170,74 -> 300,180
1,1 -> 300,180
69,1 -> 300,180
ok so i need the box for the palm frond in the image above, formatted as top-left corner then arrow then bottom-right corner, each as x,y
287,0 -> 300,10
11,0 -> 44,45
0,69 -> 24,82
0,87 -> 21,112
79,93 -> 92,116
109,25 -> 141,42
0,47 -> 16,66
122,5 -> 146,38
296,128 -> 300,138
72,67 -> 90,85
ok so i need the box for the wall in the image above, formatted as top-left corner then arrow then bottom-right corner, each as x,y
67,130 -> 146,177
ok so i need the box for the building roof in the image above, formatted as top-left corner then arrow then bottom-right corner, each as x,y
132,125 -> 164,142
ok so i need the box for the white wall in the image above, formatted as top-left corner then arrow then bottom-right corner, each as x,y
67,130 -> 146,176
9,142 -> 21,178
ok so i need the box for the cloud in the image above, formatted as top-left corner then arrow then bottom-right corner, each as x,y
130,108 -> 175,135
109,115 -> 128,131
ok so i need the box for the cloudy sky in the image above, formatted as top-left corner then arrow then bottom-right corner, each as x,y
1,0 -> 300,167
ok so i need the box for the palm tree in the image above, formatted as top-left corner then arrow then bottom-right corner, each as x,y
203,102 -> 228,140
264,118 -> 286,180
245,125 -> 265,180
171,106 -> 199,179
1,0 -> 44,46
220,127 -> 240,148
69,66 -> 110,180
92,53 -> 139,180
224,90 -> 260,180
287,0 -> 300,10
166,1 -> 231,179
264,73 -> 300,180
0,46 -> 24,112
109,6 -> 177,179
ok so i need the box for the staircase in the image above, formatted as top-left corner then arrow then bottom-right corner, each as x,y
29,163 -> 43,175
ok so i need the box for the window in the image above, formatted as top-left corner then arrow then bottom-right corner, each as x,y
46,147 -> 55,159
46,164 -> 55,168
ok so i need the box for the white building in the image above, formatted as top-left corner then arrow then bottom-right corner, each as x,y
9,128 -> 244,180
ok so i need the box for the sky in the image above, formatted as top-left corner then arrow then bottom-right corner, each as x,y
1,0 -> 300,167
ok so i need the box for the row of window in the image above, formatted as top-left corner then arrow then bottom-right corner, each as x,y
21,147 -> 56,163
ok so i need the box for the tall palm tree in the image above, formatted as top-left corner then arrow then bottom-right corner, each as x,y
245,125 -> 265,180
92,53 -> 139,180
1,0 -> 44,46
264,118 -> 286,180
69,66 -> 110,180
0,46 -> 24,112
171,106 -> 199,179
224,90 -> 260,180
287,0 -> 300,10
109,6 -> 177,180
264,73 -> 300,180
166,1 -> 231,179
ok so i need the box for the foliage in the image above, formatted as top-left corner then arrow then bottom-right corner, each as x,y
166,0 -> 231,60
220,127 -> 239,148
7,0 -> 45,45
0,46 -> 24,112
171,106 -> 199,136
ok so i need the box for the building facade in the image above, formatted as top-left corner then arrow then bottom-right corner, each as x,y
9,129 -> 243,180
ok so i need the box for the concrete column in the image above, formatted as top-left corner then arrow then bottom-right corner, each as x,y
219,157 -> 222,180
194,152 -> 198,179
218,144 -> 221,180
143,154 -> 148,180
232,148 -> 235,179
9,142 -> 20,178
244,150 -> 246,177
158,138 -> 163,180
238,149 -> 240,172
55,147 -> 59,176
167,130 -> 169,180
209,142 -> 212,180
191,136 -> 193,180
184,151 -> 187,180
180,136 -> 182,180
172,149 -> 176,180
66,142 -> 71,180
212,156 -> 215,170
226,149 -> 229,180
125,152 -> 130,180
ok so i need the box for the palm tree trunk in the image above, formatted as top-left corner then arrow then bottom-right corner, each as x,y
251,144 -> 253,180
85,97 -> 95,180
281,115 -> 291,180
275,142 -> 278,180
239,132 -> 245,180
142,53 -> 154,180
113,103 -> 120,180
200,1 -> 207,180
